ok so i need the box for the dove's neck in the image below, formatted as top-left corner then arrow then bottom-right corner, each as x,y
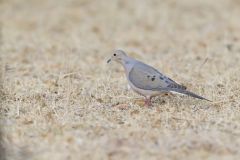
120,56 -> 136,75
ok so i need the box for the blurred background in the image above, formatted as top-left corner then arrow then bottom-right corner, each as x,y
1,0 -> 240,159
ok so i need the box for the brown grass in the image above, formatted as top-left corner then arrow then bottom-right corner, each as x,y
1,0 -> 240,159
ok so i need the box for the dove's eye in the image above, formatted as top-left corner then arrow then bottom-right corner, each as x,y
113,54 -> 116,56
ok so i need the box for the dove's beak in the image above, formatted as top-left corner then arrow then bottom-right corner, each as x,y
107,58 -> 111,63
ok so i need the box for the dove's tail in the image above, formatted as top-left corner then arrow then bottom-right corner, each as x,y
160,88 -> 212,102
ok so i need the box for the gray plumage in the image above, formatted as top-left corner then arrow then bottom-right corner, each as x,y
129,62 -> 210,101
129,62 -> 187,90
107,50 -> 211,105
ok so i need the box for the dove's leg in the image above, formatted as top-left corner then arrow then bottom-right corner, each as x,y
144,96 -> 152,107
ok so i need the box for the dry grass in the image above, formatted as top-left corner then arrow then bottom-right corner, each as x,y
1,0 -> 240,159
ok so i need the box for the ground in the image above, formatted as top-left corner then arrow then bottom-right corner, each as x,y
1,0 -> 240,159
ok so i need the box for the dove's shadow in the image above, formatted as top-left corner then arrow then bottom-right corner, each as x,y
153,94 -> 212,111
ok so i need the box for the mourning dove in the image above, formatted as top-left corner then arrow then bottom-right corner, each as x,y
107,50 -> 211,106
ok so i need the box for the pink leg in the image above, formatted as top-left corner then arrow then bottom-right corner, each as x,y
144,96 -> 152,107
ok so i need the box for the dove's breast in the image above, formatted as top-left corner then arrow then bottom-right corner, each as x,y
127,78 -> 162,97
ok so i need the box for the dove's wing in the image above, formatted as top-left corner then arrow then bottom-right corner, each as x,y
128,62 -> 186,90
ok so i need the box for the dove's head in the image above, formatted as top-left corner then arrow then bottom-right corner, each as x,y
107,50 -> 128,64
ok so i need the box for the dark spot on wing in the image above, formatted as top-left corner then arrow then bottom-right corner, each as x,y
159,76 -> 164,80
165,80 -> 170,84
